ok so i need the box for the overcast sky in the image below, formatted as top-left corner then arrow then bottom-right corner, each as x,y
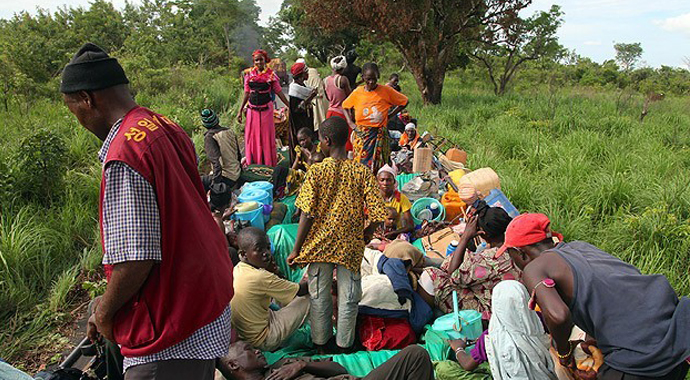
1,0 -> 689,68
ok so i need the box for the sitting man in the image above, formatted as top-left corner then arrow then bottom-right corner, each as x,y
217,342 -> 433,380
201,108 -> 243,212
231,227 -> 310,352
498,213 -> 690,380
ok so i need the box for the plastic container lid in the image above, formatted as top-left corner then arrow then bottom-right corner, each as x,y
235,201 -> 260,212
417,209 -> 433,221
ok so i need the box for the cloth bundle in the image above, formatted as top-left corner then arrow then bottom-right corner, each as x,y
401,171 -> 440,201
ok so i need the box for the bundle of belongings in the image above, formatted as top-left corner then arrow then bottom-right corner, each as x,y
359,242 -> 433,350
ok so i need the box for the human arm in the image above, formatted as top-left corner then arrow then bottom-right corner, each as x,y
237,91 -> 249,124
297,278 -> 308,297
288,169 -> 319,266
95,260 -> 155,341
95,162 -> 162,342
276,91 -> 290,108
446,216 -> 479,275
342,92 -> 357,129
384,210 -> 415,238
450,339 -> 480,371
342,76 -> 352,96
386,86 -> 409,118
265,359 -> 348,380
204,134 -> 223,183
288,211 -> 314,267
298,89 -> 318,110
523,259 -> 574,365
343,107 -> 356,130
388,104 -> 407,119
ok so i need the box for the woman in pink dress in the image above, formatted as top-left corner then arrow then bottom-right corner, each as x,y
237,49 -> 289,166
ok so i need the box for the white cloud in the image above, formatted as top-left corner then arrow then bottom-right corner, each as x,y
656,13 -> 690,36
583,40 -> 602,46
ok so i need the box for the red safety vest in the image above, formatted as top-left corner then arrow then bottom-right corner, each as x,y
100,106 -> 233,357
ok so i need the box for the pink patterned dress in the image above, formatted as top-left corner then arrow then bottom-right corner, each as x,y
424,246 -> 521,319
243,67 -> 282,166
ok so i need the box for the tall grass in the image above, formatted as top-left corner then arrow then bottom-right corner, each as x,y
1,66 -> 688,370
407,74 -> 690,296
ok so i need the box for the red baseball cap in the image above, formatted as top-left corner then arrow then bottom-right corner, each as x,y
495,213 -> 563,258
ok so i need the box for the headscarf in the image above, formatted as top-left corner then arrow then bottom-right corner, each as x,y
377,164 -> 397,179
291,62 -> 307,77
331,55 -> 347,71
485,280 -> 557,380
404,123 -> 416,131
474,200 -> 512,239
252,49 -> 269,63
296,58 -> 306,64
201,108 -> 219,128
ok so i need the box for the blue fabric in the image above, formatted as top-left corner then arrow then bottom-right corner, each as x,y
358,306 -> 409,319
376,256 -> 433,333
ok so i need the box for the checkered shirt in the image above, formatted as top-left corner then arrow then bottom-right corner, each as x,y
99,120 -> 231,371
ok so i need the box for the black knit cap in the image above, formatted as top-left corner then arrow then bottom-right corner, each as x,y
60,43 -> 129,93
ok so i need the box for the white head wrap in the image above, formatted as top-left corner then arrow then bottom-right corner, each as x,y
377,164 -> 398,179
331,55 -> 347,71
296,58 -> 306,64
405,123 -> 416,131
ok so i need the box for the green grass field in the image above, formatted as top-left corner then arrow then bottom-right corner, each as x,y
1,69 -> 688,371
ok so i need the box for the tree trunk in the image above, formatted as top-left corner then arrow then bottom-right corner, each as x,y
223,24 -> 232,66
408,59 -> 447,105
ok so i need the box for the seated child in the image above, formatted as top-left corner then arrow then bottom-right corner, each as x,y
372,207 -> 410,247
230,227 -> 310,352
293,127 -> 320,172
290,151 -> 325,221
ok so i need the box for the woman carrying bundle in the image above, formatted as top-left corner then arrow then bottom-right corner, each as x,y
342,62 -> 408,172
238,49 -> 290,166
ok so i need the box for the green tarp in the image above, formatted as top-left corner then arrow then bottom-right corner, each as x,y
264,224 -> 491,379
267,223 -> 305,283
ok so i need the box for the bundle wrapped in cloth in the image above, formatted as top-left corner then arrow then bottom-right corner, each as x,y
401,171 -> 440,201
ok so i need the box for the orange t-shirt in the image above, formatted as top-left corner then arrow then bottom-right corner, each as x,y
342,85 -> 408,128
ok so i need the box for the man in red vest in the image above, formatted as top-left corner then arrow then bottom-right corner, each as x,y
60,43 -> 234,380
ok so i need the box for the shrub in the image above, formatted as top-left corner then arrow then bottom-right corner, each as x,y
13,130 -> 68,205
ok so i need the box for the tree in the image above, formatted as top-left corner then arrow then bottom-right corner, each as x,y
469,4 -> 564,95
614,42 -> 643,71
300,0 -> 531,104
275,0 -> 359,64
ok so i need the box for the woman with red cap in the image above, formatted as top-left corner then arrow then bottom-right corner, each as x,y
288,61 -> 317,160
238,49 -> 290,166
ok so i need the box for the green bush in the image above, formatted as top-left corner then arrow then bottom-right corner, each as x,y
13,130 -> 68,205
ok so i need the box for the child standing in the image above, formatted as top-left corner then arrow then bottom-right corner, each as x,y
288,117 -> 386,352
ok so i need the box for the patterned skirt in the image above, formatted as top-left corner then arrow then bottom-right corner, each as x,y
352,125 -> 390,173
